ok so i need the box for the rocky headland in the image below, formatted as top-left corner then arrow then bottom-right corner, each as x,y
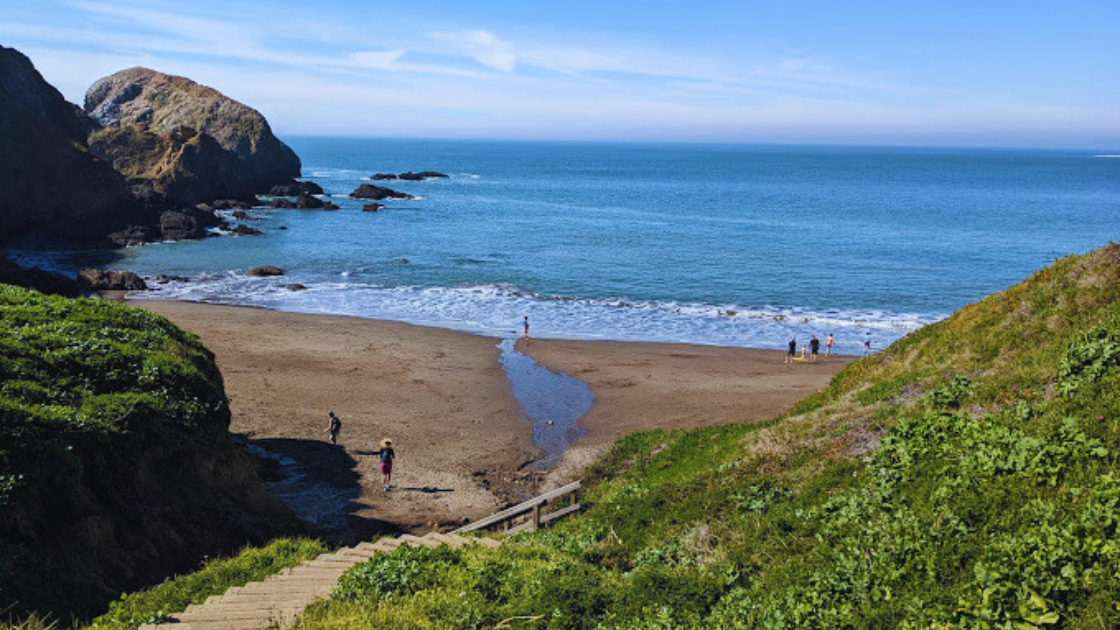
0,46 -> 142,243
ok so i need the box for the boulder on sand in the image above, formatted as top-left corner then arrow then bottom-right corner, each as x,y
350,184 -> 409,200
78,269 -> 148,291
247,265 -> 284,277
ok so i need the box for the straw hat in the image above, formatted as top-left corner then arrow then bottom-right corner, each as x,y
380,438 -> 393,447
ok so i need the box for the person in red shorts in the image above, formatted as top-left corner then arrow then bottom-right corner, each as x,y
372,438 -> 395,491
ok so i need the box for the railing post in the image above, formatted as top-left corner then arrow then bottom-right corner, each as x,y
532,503 -> 541,531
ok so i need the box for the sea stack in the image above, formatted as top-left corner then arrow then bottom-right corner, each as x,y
84,67 -> 302,206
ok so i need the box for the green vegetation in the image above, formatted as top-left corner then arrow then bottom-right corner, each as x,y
292,245 -> 1120,628
0,286 -> 296,620
89,538 -> 326,630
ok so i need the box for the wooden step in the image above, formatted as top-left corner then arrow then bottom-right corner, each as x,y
397,534 -> 441,548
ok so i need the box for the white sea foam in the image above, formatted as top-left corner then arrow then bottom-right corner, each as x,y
133,274 -> 944,352
1094,155 -> 1120,158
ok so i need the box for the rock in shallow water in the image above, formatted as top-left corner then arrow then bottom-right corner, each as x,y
247,265 -> 284,277
350,184 -> 409,200
229,223 -> 262,236
78,269 -> 148,291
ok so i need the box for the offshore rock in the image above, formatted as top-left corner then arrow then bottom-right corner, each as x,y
85,67 -> 301,206
350,184 -> 410,200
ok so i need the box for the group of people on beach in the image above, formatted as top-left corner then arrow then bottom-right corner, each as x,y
785,332 -> 873,364
324,411 -> 396,492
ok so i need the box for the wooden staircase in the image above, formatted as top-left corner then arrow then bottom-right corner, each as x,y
143,481 -> 581,630
141,532 -> 499,630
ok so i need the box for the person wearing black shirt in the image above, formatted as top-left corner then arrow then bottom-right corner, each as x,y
372,439 -> 395,491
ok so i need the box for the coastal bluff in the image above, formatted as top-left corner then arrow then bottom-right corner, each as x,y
0,46 -> 140,242
85,67 -> 302,207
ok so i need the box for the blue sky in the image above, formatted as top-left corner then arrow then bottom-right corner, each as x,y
3,0 -> 1118,147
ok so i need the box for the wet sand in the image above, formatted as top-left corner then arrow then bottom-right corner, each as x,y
517,338 -> 852,484
137,301 -> 849,536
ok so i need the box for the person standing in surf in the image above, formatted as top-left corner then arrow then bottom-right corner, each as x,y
372,439 -> 395,491
325,411 -> 342,445
522,315 -> 530,340
863,332 -> 872,356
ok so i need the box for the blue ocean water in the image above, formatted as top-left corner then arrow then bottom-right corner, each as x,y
116,139 -> 1120,353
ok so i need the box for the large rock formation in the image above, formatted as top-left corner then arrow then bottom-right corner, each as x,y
84,67 -> 301,206
0,46 -> 141,242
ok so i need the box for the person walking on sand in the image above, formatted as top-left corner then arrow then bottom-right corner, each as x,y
521,315 -> 530,339
863,332 -> 872,356
826,333 -> 835,357
786,336 -> 797,364
371,439 -> 395,491
325,411 -> 342,445
810,335 -> 820,363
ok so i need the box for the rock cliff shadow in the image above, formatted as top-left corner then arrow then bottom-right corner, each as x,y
238,435 -> 402,546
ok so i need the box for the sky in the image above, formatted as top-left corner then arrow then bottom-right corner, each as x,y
3,0 -> 1118,147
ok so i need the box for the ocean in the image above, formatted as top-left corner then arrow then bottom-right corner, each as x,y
110,139 -> 1120,353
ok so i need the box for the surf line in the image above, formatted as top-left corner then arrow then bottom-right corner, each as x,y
497,338 -> 593,470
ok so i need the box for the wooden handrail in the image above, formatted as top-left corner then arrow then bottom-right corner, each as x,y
453,480 -> 581,534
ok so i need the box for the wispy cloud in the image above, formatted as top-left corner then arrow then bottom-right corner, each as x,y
430,30 -> 517,73
2,0 -> 1114,145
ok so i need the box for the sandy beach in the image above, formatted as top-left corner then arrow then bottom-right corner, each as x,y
137,301 -> 850,538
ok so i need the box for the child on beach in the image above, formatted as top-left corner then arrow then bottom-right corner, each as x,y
522,316 -> 530,339
371,439 -> 395,491
325,411 -> 341,445
826,333 -> 834,356
786,337 -> 797,364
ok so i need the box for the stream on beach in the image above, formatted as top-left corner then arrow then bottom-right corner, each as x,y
498,338 -> 593,469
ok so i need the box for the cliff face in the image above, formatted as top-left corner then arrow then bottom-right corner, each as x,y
0,46 -> 141,242
84,68 -> 301,205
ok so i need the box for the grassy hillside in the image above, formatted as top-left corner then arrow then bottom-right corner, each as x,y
0,286 -> 296,619
294,244 -> 1120,629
